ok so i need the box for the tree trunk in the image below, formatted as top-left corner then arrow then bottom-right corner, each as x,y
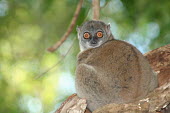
55,44 -> 170,113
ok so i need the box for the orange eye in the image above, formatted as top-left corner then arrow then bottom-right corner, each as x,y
97,31 -> 103,38
83,32 -> 90,39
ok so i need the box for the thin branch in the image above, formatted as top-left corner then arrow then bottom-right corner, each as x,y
92,0 -> 100,20
36,38 -> 77,79
101,0 -> 110,8
47,0 -> 83,52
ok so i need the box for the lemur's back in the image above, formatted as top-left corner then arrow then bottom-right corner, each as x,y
76,40 -> 158,111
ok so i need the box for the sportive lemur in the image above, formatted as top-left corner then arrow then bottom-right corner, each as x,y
75,20 -> 158,112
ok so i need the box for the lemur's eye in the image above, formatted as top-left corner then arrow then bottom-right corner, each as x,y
83,32 -> 90,39
97,31 -> 103,38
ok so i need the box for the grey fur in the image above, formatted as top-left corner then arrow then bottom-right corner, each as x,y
76,20 -> 158,112
77,20 -> 113,51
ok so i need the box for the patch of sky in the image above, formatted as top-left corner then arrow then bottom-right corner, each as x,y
19,95 -> 43,113
0,0 -> 8,17
57,72 -> 76,95
127,22 -> 160,53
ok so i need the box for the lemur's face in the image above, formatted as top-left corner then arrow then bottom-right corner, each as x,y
77,20 -> 111,51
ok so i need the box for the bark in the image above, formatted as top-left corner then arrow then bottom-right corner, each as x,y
55,94 -> 90,113
55,44 -> 170,113
144,44 -> 170,86
92,0 -> 100,20
93,82 -> 170,113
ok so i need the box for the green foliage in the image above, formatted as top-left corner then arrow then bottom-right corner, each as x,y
0,0 -> 169,113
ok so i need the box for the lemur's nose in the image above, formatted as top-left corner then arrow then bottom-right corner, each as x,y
91,40 -> 97,44
92,41 -> 97,44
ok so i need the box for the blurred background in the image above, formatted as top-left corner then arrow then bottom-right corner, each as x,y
0,0 -> 170,112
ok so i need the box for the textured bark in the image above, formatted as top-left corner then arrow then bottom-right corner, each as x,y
55,44 -> 170,113
93,82 -> 170,113
55,94 -> 89,113
145,44 -> 170,86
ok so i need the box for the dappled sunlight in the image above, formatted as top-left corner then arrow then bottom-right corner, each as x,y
0,40 -> 12,60
57,72 -> 76,95
15,8 -> 32,22
11,64 -> 27,85
0,0 -> 170,112
41,53 -> 59,70
41,74 -> 59,103
19,95 -> 43,113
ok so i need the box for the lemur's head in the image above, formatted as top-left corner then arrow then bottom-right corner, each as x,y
77,20 -> 112,51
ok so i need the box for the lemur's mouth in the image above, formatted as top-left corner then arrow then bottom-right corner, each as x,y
89,40 -> 102,47
90,42 -> 97,45
89,43 -> 100,48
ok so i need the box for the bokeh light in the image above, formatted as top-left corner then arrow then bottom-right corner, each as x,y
0,0 -> 170,113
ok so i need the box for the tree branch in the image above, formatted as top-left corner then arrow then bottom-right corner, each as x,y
36,38 -> 76,79
54,44 -> 170,113
93,82 -> 170,113
92,0 -> 100,20
55,94 -> 90,113
47,0 -> 83,52
144,44 -> 170,86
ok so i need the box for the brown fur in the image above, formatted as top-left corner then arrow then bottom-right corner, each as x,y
75,39 -> 158,111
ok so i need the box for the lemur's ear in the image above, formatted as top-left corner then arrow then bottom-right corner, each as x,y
105,23 -> 111,37
77,26 -> 81,39
76,26 -> 81,32
107,23 -> 111,29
